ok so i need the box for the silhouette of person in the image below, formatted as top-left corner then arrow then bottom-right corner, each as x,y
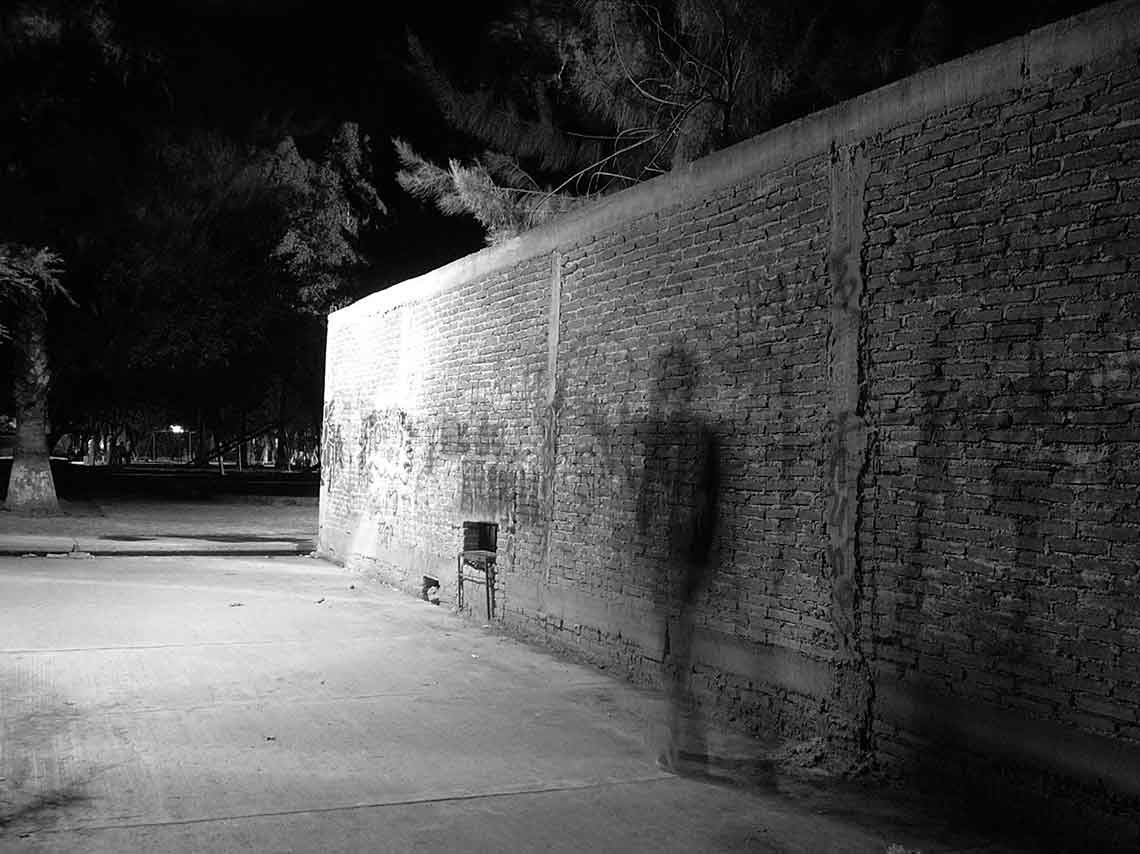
636,344 -> 720,775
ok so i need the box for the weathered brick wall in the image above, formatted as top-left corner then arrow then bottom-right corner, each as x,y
862,37 -> 1140,832
322,1 -> 1140,839
322,259 -> 551,595
528,157 -> 835,739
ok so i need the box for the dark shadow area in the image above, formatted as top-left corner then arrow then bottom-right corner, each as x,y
892,333 -> 1140,853
636,343 -> 722,776
0,782 -> 92,834
96,533 -> 311,544
0,459 -> 318,502
0,670 -> 96,838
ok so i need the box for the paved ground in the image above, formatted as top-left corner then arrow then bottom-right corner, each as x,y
0,498 -> 316,556
0,550 -> 1044,854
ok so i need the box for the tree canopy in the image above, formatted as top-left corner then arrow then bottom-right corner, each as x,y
53,122 -> 383,442
0,246 -> 68,340
396,0 -> 1106,243
1,1 -> 388,466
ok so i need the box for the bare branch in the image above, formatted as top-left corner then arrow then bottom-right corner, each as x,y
608,17 -> 690,109
632,0 -> 729,91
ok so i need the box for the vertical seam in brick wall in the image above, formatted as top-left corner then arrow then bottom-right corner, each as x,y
543,251 -> 563,583
547,252 -> 562,407
826,142 -> 875,754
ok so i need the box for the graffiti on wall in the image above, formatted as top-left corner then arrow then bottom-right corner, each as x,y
326,398 -> 547,566
320,400 -> 345,490
358,408 -> 416,476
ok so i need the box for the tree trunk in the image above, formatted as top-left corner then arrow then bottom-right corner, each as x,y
238,411 -> 248,471
274,382 -> 289,470
5,309 -> 60,514
195,409 -> 208,465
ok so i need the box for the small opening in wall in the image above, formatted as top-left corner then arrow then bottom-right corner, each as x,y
462,521 -> 498,553
421,575 -> 440,604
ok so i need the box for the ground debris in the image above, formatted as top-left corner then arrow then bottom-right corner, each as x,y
772,737 -> 829,771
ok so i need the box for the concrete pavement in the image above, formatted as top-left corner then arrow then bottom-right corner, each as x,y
0,499 -> 316,556
0,553 -> 1043,853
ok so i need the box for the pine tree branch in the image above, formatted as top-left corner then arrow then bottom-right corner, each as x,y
407,33 -> 608,174
534,122 -> 670,205
632,0 -> 729,91
608,17 -> 689,109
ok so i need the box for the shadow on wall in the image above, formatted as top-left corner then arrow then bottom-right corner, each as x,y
635,342 -> 721,772
902,334 -> 1139,849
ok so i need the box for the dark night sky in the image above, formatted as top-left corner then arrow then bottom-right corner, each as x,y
0,0 -> 515,430
119,1 -> 507,286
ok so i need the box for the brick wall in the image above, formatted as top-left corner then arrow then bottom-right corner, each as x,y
322,1 -> 1140,841
861,34 -> 1140,836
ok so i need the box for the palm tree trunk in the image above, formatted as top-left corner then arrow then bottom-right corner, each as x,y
5,308 -> 60,514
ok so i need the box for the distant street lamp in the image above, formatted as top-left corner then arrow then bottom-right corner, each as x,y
170,425 -> 189,462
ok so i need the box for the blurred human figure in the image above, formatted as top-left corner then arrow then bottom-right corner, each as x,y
637,344 -> 720,775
